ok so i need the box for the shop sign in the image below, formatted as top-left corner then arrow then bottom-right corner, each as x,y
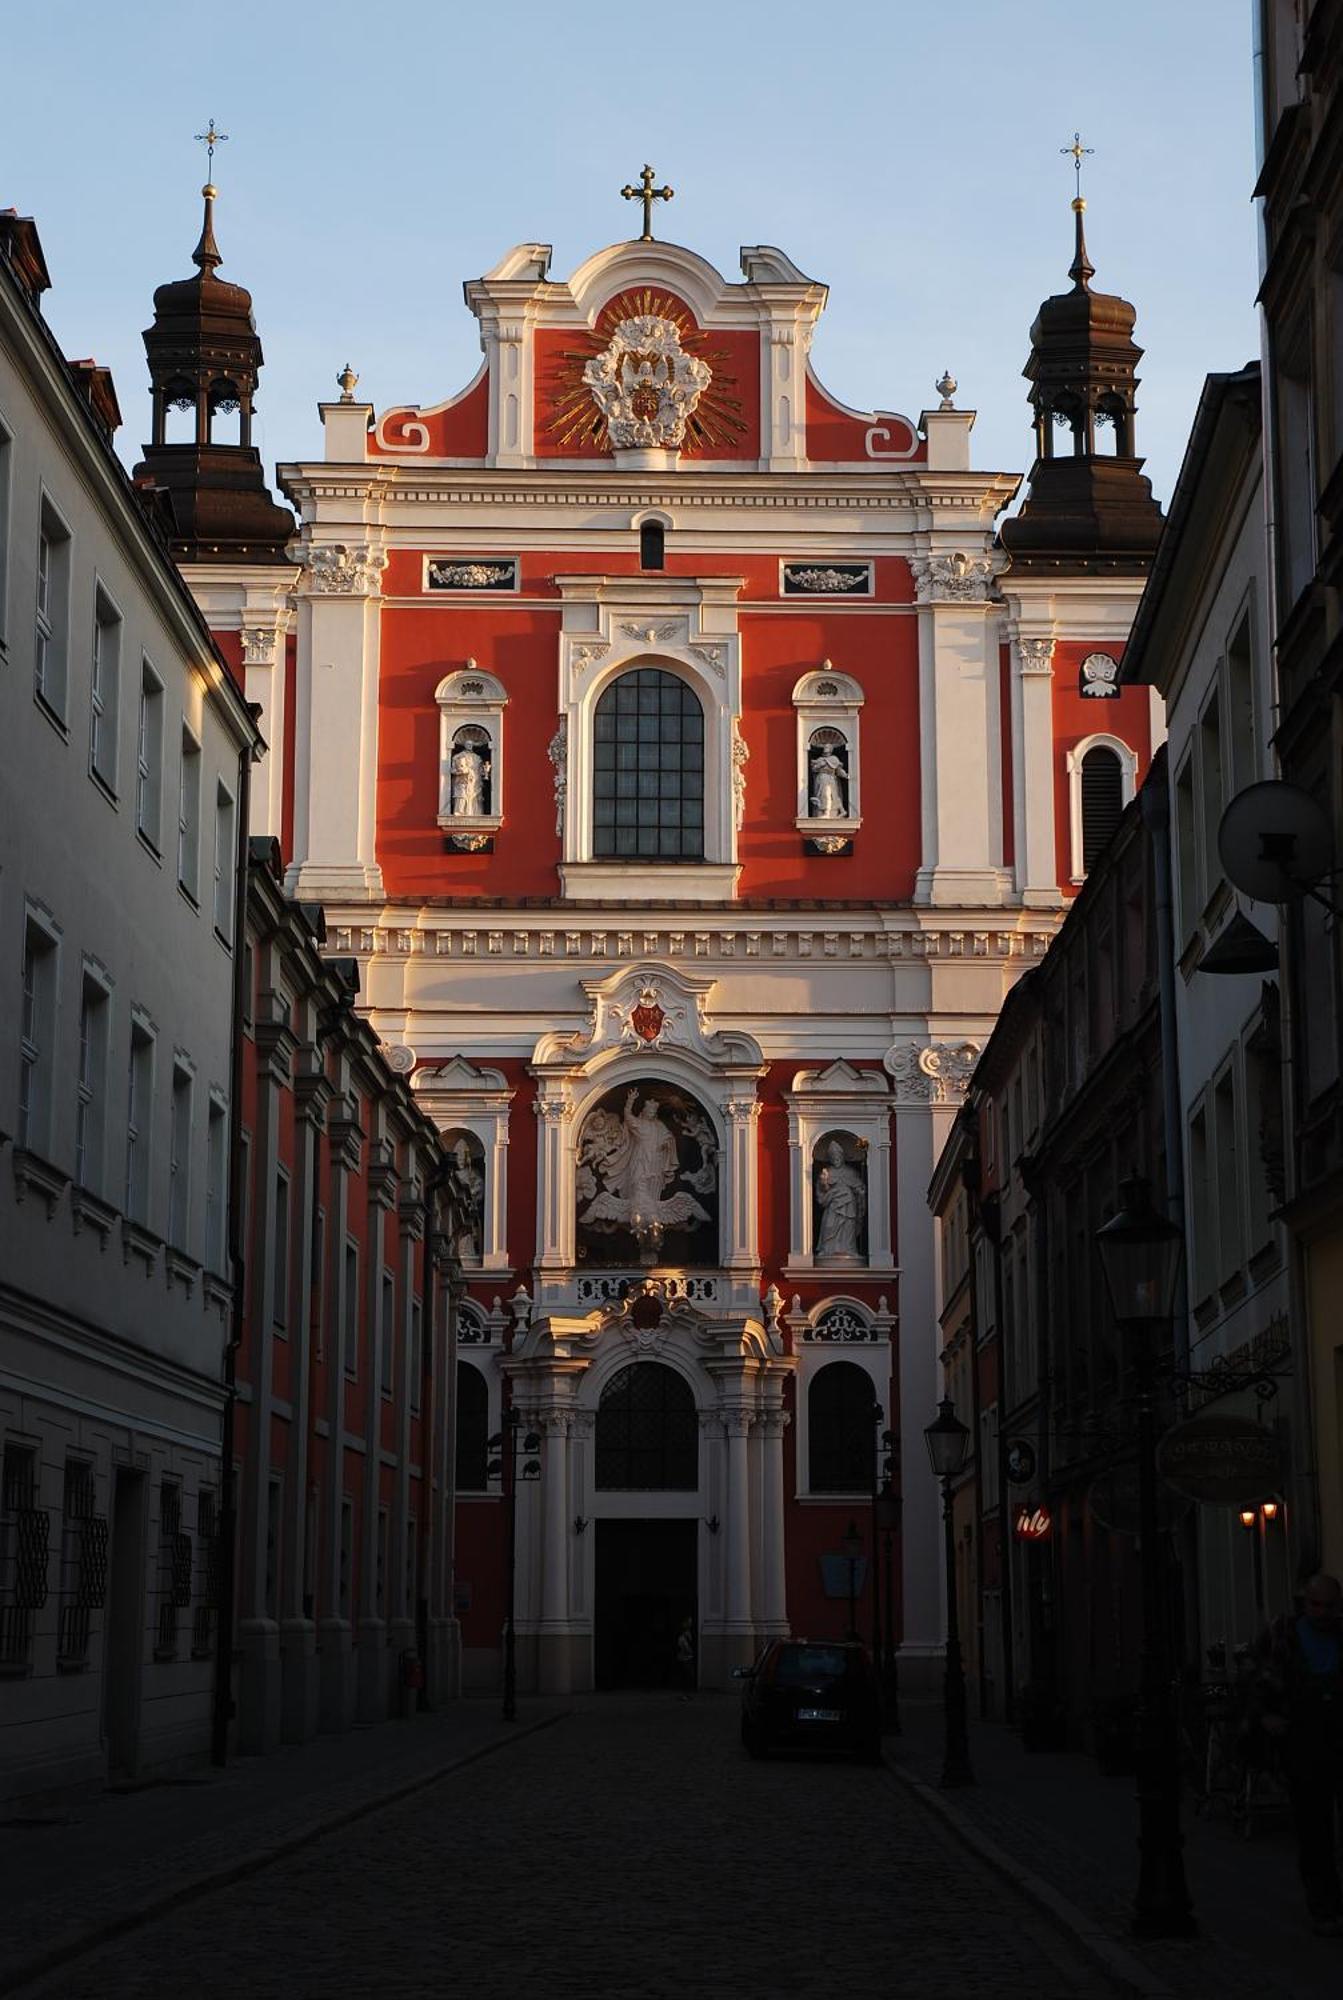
1013,1505 -> 1052,1542
1005,1440 -> 1037,1485
1155,1415 -> 1282,1505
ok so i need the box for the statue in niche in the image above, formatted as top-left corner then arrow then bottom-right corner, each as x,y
577,1084 -> 717,1267
449,728 -> 491,817
445,1132 -> 486,1261
814,1135 -> 867,1263
809,732 -> 849,819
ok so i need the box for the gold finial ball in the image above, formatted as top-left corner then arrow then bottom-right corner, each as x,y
337,363 -> 359,402
202,183 -> 218,199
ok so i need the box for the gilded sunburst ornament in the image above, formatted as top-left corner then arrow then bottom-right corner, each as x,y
548,289 -> 746,454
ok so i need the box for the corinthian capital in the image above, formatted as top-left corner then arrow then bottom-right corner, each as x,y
908,551 -> 997,604
298,542 -> 388,598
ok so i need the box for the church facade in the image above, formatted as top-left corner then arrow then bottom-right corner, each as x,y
163,181 -> 1164,1692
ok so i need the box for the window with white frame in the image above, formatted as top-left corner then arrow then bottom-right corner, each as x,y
90,585 -> 121,794
593,668 -> 704,861
136,660 -> 164,850
1198,690 -> 1225,907
807,1361 -> 878,1493
213,778 -> 236,942
35,494 -> 72,721
435,664 -> 506,850
205,1092 -> 228,1274
1066,734 -> 1137,882
1212,1064 -> 1244,1285
75,968 -> 111,1192
125,1017 -> 155,1224
792,666 -> 863,851
178,728 -> 201,900
18,910 -> 59,1155
1226,607 -> 1257,795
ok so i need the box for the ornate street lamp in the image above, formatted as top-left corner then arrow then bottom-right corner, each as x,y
487,1407 -> 541,1723
874,1433 -> 901,1732
1095,1174 -> 1195,1940
924,1397 -> 974,1787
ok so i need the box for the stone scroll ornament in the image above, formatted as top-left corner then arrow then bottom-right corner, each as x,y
884,1038 -> 982,1105
908,552 -> 997,603
547,289 -> 745,454
300,544 -> 388,596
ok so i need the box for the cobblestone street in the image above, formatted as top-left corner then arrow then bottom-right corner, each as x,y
13,1697 -> 1123,2000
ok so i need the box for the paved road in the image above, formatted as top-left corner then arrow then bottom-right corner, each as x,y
22,1696 -> 1124,2000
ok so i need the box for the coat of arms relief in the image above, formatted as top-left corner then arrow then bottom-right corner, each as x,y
581,314 -> 712,450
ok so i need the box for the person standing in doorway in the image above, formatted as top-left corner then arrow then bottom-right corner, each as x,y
1255,1573 -> 1343,1935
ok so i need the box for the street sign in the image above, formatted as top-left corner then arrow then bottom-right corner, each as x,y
1155,1415 -> 1283,1504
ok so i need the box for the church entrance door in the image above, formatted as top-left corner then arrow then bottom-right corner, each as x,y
594,1519 -> 696,1690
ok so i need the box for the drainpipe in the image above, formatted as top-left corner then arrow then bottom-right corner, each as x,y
212,713 -> 260,1768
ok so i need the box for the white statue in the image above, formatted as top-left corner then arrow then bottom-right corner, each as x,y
578,1088 -> 712,1264
815,1138 -> 866,1262
810,743 -> 849,819
447,1137 -> 485,1261
450,740 -> 489,817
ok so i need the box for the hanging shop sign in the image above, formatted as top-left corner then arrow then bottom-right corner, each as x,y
1013,1505 -> 1053,1542
1155,1415 -> 1283,1505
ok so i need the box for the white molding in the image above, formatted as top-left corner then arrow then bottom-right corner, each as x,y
435,664 -> 508,845
792,665 -> 864,833
782,1061 -> 894,1272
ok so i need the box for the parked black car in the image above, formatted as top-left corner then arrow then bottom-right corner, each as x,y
737,1639 -> 882,1762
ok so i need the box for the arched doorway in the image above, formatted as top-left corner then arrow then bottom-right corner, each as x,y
592,1361 -> 699,1689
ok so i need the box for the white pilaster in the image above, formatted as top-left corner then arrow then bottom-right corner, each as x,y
760,1410 -> 790,1632
722,1408 -> 753,1634
540,1411 -> 570,1631
1010,629 -> 1066,909
723,1093 -> 762,1274
910,551 -> 1010,908
288,541 -> 387,902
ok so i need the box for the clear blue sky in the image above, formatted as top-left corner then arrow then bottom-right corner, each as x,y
5,0 -> 1260,506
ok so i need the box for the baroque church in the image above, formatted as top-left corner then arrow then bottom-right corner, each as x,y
135,164 -> 1164,1693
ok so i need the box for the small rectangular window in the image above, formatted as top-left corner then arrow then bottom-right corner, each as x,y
19,914 -> 60,1155
409,1299 -> 422,1414
381,1271 -> 395,1397
56,1459 -> 98,1666
1213,1066 -> 1243,1282
273,1168 -> 290,1329
205,1094 -> 228,1275
1174,755 -> 1198,941
35,496 -> 72,722
1198,692 -> 1224,908
213,779 -> 236,944
155,1480 -> 185,1658
1226,611 -> 1257,794
125,1018 -> 155,1224
90,585 -> 121,793
169,1061 -> 193,1249
75,970 -> 111,1192
1189,1104 -> 1212,1304
137,660 -> 164,851
178,728 -> 201,900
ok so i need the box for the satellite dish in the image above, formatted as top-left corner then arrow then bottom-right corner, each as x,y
1218,781 -> 1333,904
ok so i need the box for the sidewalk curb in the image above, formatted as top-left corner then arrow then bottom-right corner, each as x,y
885,1757 -> 1179,2000
1,1709 -> 569,1999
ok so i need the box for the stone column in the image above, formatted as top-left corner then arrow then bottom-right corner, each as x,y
722,1407 -> 754,1653
532,1090 -> 573,1278
759,1409 -> 790,1634
288,541 -> 387,903
909,551 -> 1010,908
1011,631 -> 1066,908
723,1092 -> 763,1276
537,1410 -> 572,1694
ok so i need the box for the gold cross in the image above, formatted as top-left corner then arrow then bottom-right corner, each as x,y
1061,130 -> 1093,198
621,165 -> 674,242
195,119 -> 229,177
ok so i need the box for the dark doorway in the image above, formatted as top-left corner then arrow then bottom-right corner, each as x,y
103,1467 -> 146,1779
594,1518 -> 696,1689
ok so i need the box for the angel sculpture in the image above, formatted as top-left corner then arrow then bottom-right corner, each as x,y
578,1089 -> 711,1264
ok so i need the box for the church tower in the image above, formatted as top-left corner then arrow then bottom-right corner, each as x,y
997,175 -> 1165,906
137,143 -> 300,840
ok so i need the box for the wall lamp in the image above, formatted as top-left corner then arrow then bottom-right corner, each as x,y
703,1515 -> 720,1535
572,1515 -> 588,1536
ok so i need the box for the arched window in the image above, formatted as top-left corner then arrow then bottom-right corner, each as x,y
593,669 -> 704,861
808,1361 -> 877,1492
1080,744 -> 1126,871
639,519 -> 665,570
455,1362 -> 489,1491
595,1362 -> 698,1490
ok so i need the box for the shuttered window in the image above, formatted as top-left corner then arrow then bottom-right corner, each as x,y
1081,746 -> 1125,872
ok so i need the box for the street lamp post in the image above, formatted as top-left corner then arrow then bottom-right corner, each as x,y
874,1442 -> 901,1732
924,1398 -> 974,1787
1095,1174 -> 1195,1940
841,1518 -> 863,1641
487,1406 -> 541,1723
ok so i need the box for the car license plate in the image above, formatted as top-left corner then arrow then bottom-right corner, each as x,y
797,1707 -> 841,1722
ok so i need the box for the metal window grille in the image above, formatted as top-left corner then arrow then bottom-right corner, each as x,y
156,1482 -> 190,1657
592,669 -> 704,861
808,1361 -> 878,1492
454,1363 -> 490,1490
193,1489 -> 219,1658
594,1362 -> 698,1490
0,1446 -> 47,1669
57,1462 -> 106,1665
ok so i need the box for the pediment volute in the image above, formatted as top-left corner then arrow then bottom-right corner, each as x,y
531,963 -> 763,1073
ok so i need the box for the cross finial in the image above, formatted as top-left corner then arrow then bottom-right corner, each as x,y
1061,130 -> 1093,199
195,119 -> 229,180
621,165 -> 674,242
